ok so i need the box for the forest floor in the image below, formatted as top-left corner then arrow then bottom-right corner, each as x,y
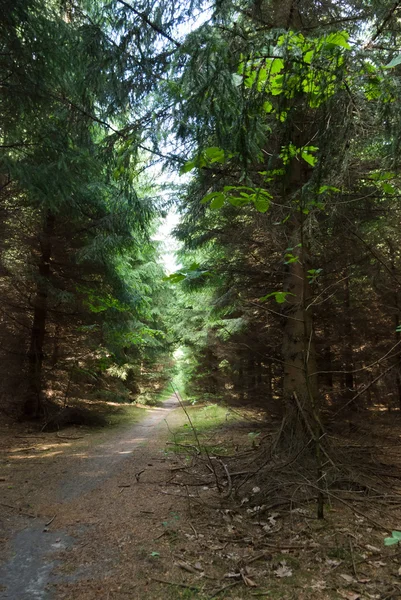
0,399 -> 401,600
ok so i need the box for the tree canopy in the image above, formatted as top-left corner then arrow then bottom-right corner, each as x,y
1,1 -> 401,483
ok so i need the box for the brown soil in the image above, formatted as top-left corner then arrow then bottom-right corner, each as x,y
1,403 -> 401,600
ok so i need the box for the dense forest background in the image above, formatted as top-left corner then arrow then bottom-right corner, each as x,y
1,0 -> 401,445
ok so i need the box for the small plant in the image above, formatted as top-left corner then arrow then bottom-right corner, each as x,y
248,431 -> 261,447
384,531 -> 401,546
150,551 -> 160,558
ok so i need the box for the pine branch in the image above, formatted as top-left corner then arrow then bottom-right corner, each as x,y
365,1 -> 401,48
116,0 -> 181,48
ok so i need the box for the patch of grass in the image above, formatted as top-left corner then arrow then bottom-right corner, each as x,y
106,404 -> 148,428
168,403 -> 241,455
92,388 -> 131,403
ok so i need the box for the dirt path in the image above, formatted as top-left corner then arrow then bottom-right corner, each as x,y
0,396 -> 184,599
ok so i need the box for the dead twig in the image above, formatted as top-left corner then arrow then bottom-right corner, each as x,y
56,433 -> 84,440
166,442 -> 201,455
209,580 -> 241,597
135,469 -> 145,482
189,521 -> 198,538
349,537 -> 358,579
152,577 -> 199,591
0,502 -> 36,518
45,514 -> 56,527
217,458 -> 233,498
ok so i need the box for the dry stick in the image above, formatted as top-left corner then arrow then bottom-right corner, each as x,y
45,514 -> 56,527
170,381 -> 223,492
303,482 -> 390,532
349,538 -> 358,579
204,447 -> 222,493
0,502 -> 36,518
166,441 -> 200,455
332,363 -> 397,418
236,436 -> 313,493
185,484 -> 192,518
56,433 -> 84,440
311,341 -> 401,377
152,578 -> 199,591
189,522 -> 198,538
217,458 -> 233,498
209,580 -> 241,598
170,382 -> 202,452
292,393 -> 334,468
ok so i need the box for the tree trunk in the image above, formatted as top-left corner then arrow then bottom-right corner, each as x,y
388,240 -> 401,410
25,211 -> 55,417
342,270 -> 355,404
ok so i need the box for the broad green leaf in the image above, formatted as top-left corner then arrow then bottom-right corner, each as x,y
387,55 -> 401,68
253,197 -> 270,213
392,531 -> 401,539
260,291 -> 294,304
325,31 -> 350,50
263,101 -> 273,113
210,194 -> 225,210
179,160 -> 196,174
201,191 -> 221,204
204,146 -> 225,163
301,151 -> 317,166
384,537 -> 399,546
269,58 -> 284,74
271,75 -> 284,95
303,50 -> 314,64
382,183 -> 396,194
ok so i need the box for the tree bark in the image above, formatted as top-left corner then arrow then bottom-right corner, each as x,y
25,211 -> 55,417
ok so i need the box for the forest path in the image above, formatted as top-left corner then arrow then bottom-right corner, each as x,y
0,396 -> 185,600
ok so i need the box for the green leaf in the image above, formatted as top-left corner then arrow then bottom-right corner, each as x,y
301,151 -> 317,167
263,101 -> 273,113
163,272 -> 186,284
382,183 -> 396,194
210,194 -> 225,210
384,537 -> 399,546
325,31 -> 351,50
387,55 -> 401,68
260,291 -> 294,304
253,196 -> 270,213
269,58 -> 284,74
179,160 -> 196,175
303,50 -> 314,64
204,146 -> 226,164
318,185 -> 340,194
392,531 -> 401,539
201,191 -> 221,205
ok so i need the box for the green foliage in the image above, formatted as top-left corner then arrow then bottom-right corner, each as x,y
384,531 -> 401,546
